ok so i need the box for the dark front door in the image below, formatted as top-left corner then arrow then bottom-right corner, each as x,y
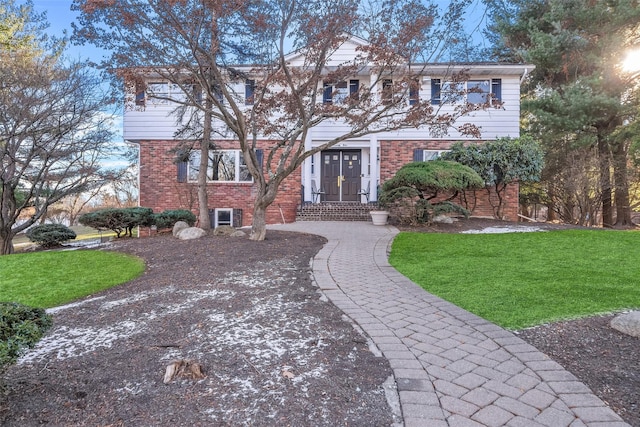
321,150 -> 361,202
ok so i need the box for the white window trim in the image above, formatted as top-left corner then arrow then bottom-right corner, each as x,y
421,149 -> 450,161
214,208 -> 234,228
187,149 -> 252,183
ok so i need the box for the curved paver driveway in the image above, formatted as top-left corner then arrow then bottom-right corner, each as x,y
270,221 -> 629,427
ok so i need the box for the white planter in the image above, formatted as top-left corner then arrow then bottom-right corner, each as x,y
370,210 -> 389,226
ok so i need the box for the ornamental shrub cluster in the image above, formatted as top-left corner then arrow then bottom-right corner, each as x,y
0,302 -> 52,374
79,208 -> 196,238
26,224 -> 76,247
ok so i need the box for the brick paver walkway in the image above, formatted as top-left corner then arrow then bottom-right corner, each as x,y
269,221 -> 629,427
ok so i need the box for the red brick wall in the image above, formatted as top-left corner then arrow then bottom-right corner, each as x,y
379,139 -> 520,221
138,140 -> 301,227
139,138 -> 520,226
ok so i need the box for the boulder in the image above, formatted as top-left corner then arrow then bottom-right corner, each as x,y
610,311 -> 640,338
176,227 -> 206,240
231,230 -> 247,238
213,225 -> 236,236
433,215 -> 454,224
172,221 -> 190,237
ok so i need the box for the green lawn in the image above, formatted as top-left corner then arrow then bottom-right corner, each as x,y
389,229 -> 640,329
0,250 -> 145,308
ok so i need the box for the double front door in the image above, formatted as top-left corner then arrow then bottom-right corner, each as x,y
321,150 -> 361,202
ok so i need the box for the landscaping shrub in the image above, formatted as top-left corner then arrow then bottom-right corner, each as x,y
152,209 -> 196,229
379,160 -> 483,224
25,224 -> 77,247
79,207 -> 154,237
0,302 -> 52,373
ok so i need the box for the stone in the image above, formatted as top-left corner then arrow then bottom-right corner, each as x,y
433,215 -> 454,224
172,221 -> 190,237
213,225 -> 236,236
176,227 -> 206,240
230,230 -> 247,238
610,311 -> 640,337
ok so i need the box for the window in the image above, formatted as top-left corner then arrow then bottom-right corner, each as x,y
187,150 -> 252,183
431,78 -> 502,105
147,82 -> 169,105
430,79 -> 441,105
414,149 -> 450,161
245,79 -> 255,105
323,80 -> 359,104
213,83 -> 224,104
382,79 -> 393,104
214,208 -> 233,227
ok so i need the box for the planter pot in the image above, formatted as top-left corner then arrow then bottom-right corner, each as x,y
370,210 -> 389,226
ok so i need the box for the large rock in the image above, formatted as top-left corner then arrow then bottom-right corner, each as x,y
610,311 -> 640,337
213,225 -> 236,236
176,227 -> 206,240
172,221 -> 190,237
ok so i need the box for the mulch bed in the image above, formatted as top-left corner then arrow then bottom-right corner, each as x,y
1,219 -> 638,426
1,231 -> 394,426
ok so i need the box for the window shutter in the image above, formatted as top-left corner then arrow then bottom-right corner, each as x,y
413,149 -> 423,162
491,79 -> 502,103
245,79 -> 255,105
430,79 -> 441,105
177,161 -> 188,182
323,84 -> 332,104
349,80 -> 359,95
256,149 -> 264,171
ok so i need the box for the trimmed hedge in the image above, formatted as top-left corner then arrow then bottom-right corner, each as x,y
152,209 -> 196,229
79,207 -> 154,238
25,224 -> 76,247
0,302 -> 52,373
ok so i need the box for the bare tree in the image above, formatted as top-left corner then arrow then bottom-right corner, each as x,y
74,0 -> 485,240
0,2 -> 115,254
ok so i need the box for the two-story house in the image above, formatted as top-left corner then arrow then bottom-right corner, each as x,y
123,36 -> 532,228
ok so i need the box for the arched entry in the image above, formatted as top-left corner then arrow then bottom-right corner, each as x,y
321,150 -> 361,202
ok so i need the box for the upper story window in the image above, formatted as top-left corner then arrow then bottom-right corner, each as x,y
382,79 -> 393,104
431,78 -> 502,105
245,79 -> 255,105
187,150 -> 252,183
323,79 -> 359,104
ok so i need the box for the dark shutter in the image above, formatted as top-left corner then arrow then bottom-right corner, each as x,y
323,83 -> 332,104
430,79 -> 441,105
413,149 -> 423,162
409,79 -> 419,105
245,79 -> 255,105
491,79 -> 502,103
255,149 -> 264,172
177,161 -> 188,182
349,79 -> 359,97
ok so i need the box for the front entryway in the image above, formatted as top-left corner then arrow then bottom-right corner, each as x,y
321,150 -> 361,202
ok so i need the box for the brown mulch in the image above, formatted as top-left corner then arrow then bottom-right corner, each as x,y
1,218 -> 638,426
1,231 -> 395,426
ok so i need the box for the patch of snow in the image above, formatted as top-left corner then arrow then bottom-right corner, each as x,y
461,226 -> 546,234
19,321 -> 139,363
46,296 -> 106,314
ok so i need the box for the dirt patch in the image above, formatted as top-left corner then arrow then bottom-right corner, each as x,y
1,231 -> 395,426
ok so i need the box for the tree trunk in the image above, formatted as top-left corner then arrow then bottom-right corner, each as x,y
197,106 -> 213,230
250,203 -> 268,241
598,137 -> 613,227
0,233 -> 15,255
612,141 -> 632,227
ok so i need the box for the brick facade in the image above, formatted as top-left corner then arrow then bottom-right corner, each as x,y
138,140 -> 301,227
138,138 -> 519,226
